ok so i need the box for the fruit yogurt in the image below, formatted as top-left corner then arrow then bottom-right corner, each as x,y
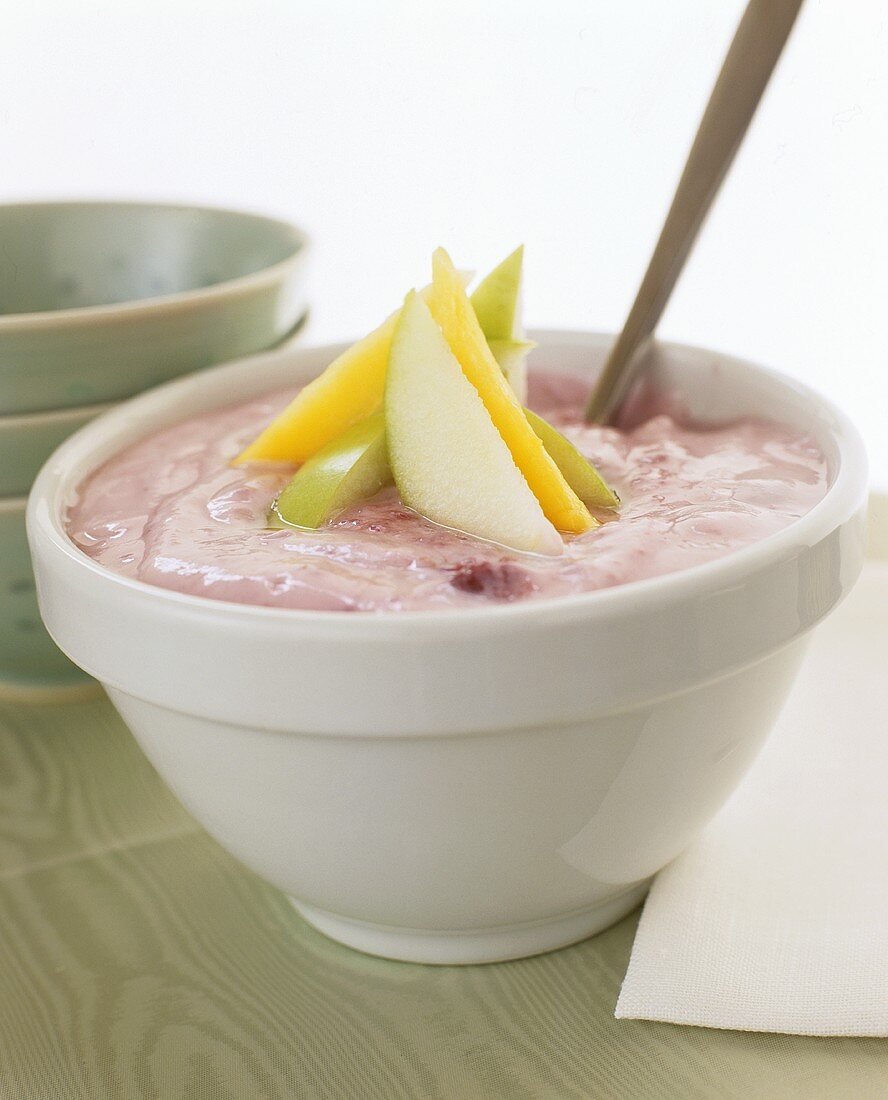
67,371 -> 828,612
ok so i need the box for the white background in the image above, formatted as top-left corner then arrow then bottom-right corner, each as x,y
2,0 -> 886,485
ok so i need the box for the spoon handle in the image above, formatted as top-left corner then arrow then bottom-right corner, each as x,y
585,0 -> 804,423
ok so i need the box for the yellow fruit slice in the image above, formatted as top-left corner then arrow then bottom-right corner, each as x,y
235,275 -> 470,466
427,247 -> 596,534
234,313 -> 398,465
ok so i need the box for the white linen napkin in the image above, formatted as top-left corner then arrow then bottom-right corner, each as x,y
616,557 -> 888,1036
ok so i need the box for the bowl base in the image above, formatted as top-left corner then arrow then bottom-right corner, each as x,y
291,882 -> 650,965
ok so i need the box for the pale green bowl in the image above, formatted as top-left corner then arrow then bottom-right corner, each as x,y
0,201 -> 309,414
0,496 -> 96,699
0,401 -> 115,497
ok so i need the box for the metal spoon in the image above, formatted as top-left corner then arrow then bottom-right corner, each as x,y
585,0 -> 804,423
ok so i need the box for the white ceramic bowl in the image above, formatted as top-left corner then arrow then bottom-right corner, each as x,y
27,333 -> 868,964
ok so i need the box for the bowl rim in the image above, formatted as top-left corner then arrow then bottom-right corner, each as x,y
0,199 -> 309,332
27,329 -> 869,638
0,495 -> 26,514
0,398 -> 118,429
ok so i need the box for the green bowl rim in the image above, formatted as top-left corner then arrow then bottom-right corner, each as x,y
0,399 -> 118,429
0,199 -> 309,333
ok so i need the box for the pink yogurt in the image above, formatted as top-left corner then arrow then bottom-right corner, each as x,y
66,371 -> 828,612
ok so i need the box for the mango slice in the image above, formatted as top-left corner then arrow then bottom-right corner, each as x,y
235,315 -> 398,466
235,274 -> 475,465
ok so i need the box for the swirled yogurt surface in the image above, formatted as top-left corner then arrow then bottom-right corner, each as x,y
66,371 -> 828,612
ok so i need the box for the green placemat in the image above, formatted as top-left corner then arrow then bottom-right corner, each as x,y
1,699 -> 887,1100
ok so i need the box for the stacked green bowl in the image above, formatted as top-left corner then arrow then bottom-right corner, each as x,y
1,200 -> 309,700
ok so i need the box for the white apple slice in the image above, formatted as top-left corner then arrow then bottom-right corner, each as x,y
489,338 -> 534,405
386,291 -> 563,556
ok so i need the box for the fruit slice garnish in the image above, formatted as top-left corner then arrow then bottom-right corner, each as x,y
386,291 -> 563,556
235,312 -> 398,466
524,409 -> 620,510
470,245 -> 524,341
272,413 -> 390,529
489,339 -> 534,405
472,246 -> 530,402
426,247 -> 596,535
234,276 -> 470,466
241,244 -> 617,541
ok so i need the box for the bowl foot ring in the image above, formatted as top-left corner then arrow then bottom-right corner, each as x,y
290,881 -> 650,965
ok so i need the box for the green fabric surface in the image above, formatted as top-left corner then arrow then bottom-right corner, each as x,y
1,699 -> 887,1100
